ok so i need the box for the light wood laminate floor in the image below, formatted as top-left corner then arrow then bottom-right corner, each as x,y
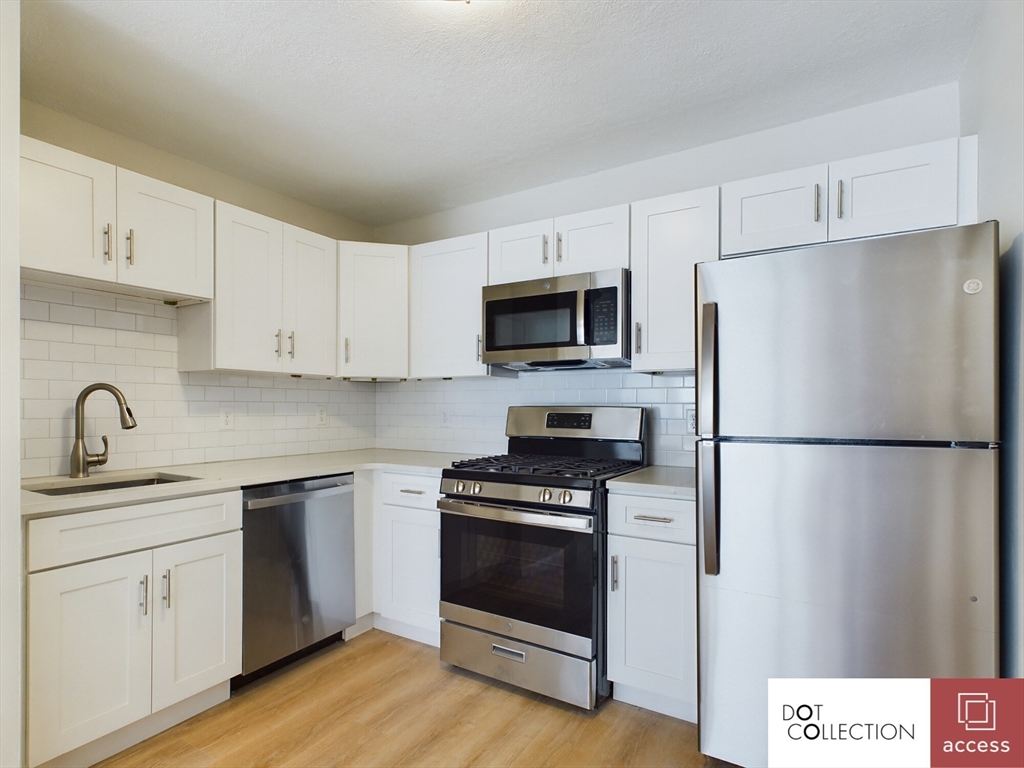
98,629 -> 722,768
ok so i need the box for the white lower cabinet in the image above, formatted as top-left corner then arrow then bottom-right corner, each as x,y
374,503 -> 441,643
607,531 -> 697,723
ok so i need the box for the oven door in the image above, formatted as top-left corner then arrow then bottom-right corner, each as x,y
482,273 -> 590,365
439,499 -> 598,659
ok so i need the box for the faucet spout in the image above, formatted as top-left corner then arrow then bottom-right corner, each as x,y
70,383 -> 138,479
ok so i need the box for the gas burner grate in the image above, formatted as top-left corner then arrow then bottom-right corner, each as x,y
451,454 -> 636,479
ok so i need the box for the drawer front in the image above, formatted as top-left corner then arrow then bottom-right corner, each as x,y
28,491 -> 242,572
608,493 -> 696,544
379,471 -> 441,510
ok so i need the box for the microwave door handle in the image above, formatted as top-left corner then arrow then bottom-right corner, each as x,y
577,287 -> 587,347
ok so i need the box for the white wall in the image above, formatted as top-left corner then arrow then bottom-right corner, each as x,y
0,2 -> 21,764
20,281 -> 376,478
958,0 -> 1024,679
373,84 -> 960,244
21,100 -> 373,243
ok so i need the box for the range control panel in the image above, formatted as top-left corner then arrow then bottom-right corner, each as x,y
546,412 -> 593,430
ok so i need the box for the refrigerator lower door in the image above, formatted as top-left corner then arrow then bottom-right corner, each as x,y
697,441 -> 998,768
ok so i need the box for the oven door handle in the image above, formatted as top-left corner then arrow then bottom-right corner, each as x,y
437,499 -> 594,533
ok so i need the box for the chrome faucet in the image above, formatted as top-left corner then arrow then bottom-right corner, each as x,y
70,383 -> 138,478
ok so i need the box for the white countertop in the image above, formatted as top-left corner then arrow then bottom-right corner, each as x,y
606,465 -> 696,498
21,449 -> 473,518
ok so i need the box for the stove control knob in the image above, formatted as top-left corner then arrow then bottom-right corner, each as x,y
471,482 -> 482,495
559,490 -> 573,505
455,480 -> 466,494
539,488 -> 553,503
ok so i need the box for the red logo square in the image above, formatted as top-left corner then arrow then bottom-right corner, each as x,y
931,678 -> 1024,767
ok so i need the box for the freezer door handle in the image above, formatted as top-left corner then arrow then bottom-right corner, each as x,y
698,302 -> 717,438
698,440 -> 720,575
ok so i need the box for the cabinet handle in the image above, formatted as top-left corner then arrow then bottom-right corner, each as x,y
633,514 -> 674,524
635,322 -> 642,354
275,329 -> 283,356
556,232 -> 563,262
542,234 -> 549,264
477,334 -> 482,361
125,228 -> 135,266
400,488 -> 425,495
491,644 -> 526,663
836,180 -> 843,219
610,555 -> 618,592
162,569 -> 171,607
813,183 -> 820,222
139,574 -> 149,615
104,224 -> 113,261
289,331 -> 296,359
344,337 -> 350,364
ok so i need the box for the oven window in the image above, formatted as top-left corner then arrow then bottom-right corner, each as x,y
485,291 -> 578,351
440,512 -> 595,640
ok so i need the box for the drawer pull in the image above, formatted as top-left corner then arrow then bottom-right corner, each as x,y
400,489 -> 425,495
633,514 -> 674,524
491,644 -> 526,663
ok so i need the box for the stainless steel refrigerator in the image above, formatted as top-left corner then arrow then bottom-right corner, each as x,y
694,222 -> 1000,767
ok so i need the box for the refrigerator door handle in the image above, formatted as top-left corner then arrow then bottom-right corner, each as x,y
698,440 -> 720,575
698,302 -> 717,438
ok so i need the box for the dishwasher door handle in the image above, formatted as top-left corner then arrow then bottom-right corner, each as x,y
244,483 -> 354,510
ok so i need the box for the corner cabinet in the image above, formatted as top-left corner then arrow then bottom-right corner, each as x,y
409,233 -> 488,378
20,136 -> 214,300
27,492 -> 242,767
630,187 -> 719,372
338,242 -> 409,379
179,202 -> 337,376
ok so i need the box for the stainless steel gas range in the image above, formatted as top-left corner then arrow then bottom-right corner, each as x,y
437,405 -> 646,709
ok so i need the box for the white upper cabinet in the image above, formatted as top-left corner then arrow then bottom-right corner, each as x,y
20,137 -> 214,300
283,224 -> 337,376
338,241 -> 409,379
631,187 -> 719,372
116,168 -> 214,299
410,232 -> 488,379
828,138 -> 958,241
553,204 -> 630,276
487,219 -> 555,285
20,136 -> 118,283
720,164 -> 828,256
151,532 -> 242,713
212,202 -> 285,373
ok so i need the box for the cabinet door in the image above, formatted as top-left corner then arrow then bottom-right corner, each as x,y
607,535 -> 696,714
338,241 -> 409,378
282,224 -> 337,376
20,137 -> 118,282
553,204 -> 630,276
828,138 -> 959,241
720,164 -> 828,255
28,550 -> 153,767
631,187 -> 719,372
213,201 -> 284,372
487,218 -> 554,285
116,168 -> 214,299
152,532 -> 242,712
409,232 -> 488,378
374,504 -> 440,631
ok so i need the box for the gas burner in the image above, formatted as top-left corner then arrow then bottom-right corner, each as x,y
451,453 -> 637,479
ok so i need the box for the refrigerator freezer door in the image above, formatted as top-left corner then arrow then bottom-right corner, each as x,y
697,441 -> 998,767
696,222 -> 999,442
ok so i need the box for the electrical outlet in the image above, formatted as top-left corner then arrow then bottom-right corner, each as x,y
316,406 -> 328,427
684,406 -> 697,435
219,409 -> 233,430
441,408 -> 450,425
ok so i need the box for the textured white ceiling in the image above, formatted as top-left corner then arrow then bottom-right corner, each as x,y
22,0 -> 984,227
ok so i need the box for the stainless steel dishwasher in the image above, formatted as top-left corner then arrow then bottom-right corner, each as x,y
240,474 -> 355,678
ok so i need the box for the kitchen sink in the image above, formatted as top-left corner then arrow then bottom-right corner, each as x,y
24,473 -> 199,496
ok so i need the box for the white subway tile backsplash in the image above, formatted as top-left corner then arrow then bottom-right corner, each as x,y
20,281 -> 696,477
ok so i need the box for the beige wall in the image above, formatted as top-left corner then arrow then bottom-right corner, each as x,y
959,0 -> 1024,679
22,99 -> 373,242
0,3 -> 22,766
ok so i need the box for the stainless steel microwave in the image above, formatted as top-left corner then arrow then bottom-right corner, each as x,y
481,269 -> 630,371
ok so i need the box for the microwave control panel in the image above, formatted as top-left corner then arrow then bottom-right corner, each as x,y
587,287 -> 618,346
